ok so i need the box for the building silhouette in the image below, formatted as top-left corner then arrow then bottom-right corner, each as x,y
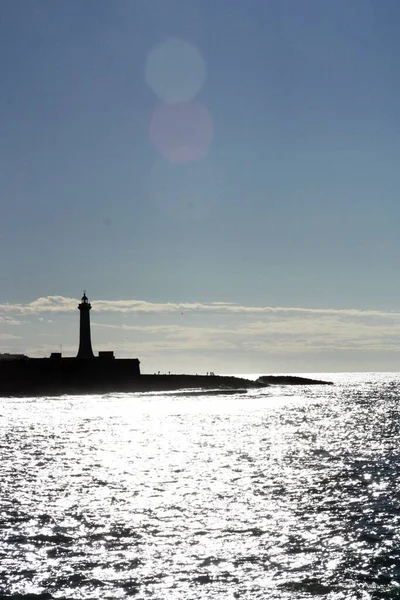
0,291 -> 141,394
77,292 -> 95,359
46,291 -> 140,373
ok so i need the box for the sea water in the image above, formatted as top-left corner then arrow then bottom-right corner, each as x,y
0,373 -> 399,599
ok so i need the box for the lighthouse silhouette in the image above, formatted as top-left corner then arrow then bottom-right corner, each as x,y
77,291 -> 95,359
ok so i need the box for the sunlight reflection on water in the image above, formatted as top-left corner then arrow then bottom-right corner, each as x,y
1,373 -> 400,598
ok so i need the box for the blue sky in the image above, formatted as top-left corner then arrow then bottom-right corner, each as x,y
1,0 -> 400,372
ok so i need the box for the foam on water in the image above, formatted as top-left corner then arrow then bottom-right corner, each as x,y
1,373 -> 400,599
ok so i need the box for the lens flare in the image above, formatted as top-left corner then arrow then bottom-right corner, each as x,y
149,101 -> 213,164
145,38 -> 207,102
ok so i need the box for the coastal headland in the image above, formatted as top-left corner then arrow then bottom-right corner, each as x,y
0,368 -> 266,397
257,375 -> 333,386
0,362 -> 333,398
0,293 -> 333,397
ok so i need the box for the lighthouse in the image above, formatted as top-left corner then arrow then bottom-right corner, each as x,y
77,291 -> 95,359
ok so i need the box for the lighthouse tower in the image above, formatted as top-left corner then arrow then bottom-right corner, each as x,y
77,291 -> 95,359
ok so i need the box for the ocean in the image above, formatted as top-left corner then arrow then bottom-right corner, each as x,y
1,373 -> 399,599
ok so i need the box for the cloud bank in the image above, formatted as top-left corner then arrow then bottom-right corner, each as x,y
1,295 -> 399,320
2,296 -> 400,370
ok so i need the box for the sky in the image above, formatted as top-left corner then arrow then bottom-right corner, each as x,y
1,0 -> 400,373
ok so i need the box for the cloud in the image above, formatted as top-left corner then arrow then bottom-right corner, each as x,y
94,314 -> 400,354
0,316 -> 23,326
3,295 -> 400,361
2,295 -> 400,320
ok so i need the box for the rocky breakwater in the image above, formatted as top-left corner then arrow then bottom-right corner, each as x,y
122,374 -> 269,393
257,375 -> 333,386
0,371 -> 269,398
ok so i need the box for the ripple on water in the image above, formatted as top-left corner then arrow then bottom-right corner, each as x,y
1,374 -> 400,598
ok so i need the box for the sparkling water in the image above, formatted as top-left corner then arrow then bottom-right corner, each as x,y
1,373 -> 399,599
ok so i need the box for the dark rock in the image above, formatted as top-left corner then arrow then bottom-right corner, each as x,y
257,375 -> 333,386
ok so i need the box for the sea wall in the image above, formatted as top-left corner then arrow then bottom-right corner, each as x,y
0,357 -> 140,396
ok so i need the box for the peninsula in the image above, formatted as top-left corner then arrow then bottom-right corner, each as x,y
0,293 -> 332,397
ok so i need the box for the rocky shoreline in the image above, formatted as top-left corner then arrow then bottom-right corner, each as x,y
0,374 -> 264,398
257,375 -> 333,386
0,373 -> 334,398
